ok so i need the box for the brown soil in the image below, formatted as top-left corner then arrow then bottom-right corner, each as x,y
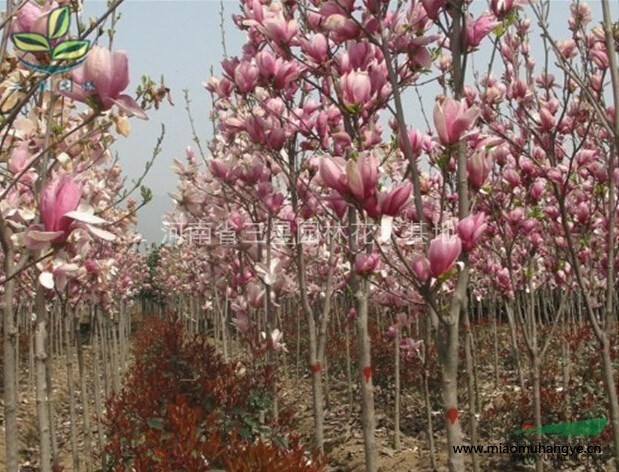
0,344 -> 102,472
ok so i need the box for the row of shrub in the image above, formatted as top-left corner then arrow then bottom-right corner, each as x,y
103,316 -> 324,471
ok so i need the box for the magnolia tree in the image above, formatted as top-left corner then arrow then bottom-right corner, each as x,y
0,1 -> 159,471
193,1 -> 493,470
46,0 -> 613,471
468,2 -> 619,470
155,1 -> 619,472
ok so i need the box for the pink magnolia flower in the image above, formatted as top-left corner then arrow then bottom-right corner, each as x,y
466,14 -> 500,49
322,14 -> 360,42
328,191 -> 348,219
85,259 -> 99,274
568,3 -> 593,31
421,0 -> 446,20
320,154 -> 378,204
395,312 -> 410,328
234,61 -> 259,93
557,39 -> 578,59
27,176 -> 114,249
428,234 -> 462,278
39,258 -> 79,291
345,153 -> 378,202
61,46 -> 147,119
246,282 -> 265,308
400,338 -> 424,360
530,179 -> 545,201
362,195 -> 381,219
272,60 -> 302,90
398,128 -> 424,158
232,312 -> 250,333
209,159 -> 231,181
13,0 -> 58,35
491,0 -> 516,17
378,182 -> 412,216
466,151 -> 491,189
590,49 -> 609,69
255,258 -> 285,286
256,50 -> 276,77
433,98 -> 480,145
320,157 -> 348,195
575,202 -> 590,224
457,213 -> 487,251
261,15 -> 298,44
354,253 -> 380,275
40,176 -> 81,236
303,33 -> 328,63
546,167 -> 563,184
503,168 -> 521,187
339,70 -> 372,107
263,192 -> 285,214
8,145 -> 37,185
228,211 -> 247,232
261,329 -> 287,352
204,76 -> 233,99
411,254 -> 430,283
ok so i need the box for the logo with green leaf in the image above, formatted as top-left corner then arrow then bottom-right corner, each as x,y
11,5 -> 90,74
513,417 -> 608,437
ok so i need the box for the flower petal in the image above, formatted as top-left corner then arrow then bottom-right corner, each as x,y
28,230 -> 64,241
39,271 -> 54,289
87,224 -> 116,241
111,95 -> 148,120
380,215 -> 393,243
64,210 -> 107,225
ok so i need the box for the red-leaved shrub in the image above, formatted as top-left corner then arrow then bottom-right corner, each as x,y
104,316 -> 324,471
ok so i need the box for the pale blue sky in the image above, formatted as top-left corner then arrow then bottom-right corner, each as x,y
83,0 -> 245,245
79,1 -> 614,246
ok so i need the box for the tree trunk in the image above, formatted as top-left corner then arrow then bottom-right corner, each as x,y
92,311 -> 106,470
45,338 -> 58,467
65,311 -> 79,472
345,317 -> 354,420
505,302 -> 526,391
394,321 -> 401,450
492,298 -> 500,389
354,275 -> 377,471
601,338 -> 619,472
531,354 -> 543,472
34,289 -> 52,472
3,265 -> 19,472
437,318 -> 465,472
463,306 -> 479,472
76,315 -> 93,472
423,316 -> 437,470
349,209 -> 377,471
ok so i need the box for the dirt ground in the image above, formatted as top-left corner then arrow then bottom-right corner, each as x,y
1,337 -> 614,472
0,344 -> 101,472
281,375 -> 614,472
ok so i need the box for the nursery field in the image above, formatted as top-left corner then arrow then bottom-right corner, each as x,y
1,308 -> 616,471
2,0 -> 619,471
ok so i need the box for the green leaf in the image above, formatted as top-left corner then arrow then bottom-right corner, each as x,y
11,33 -> 50,53
52,123 -> 63,135
528,206 -> 542,219
51,40 -> 89,61
492,23 -> 506,38
140,185 -> 153,204
146,417 -> 164,430
47,6 -> 71,40
437,152 -> 450,171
